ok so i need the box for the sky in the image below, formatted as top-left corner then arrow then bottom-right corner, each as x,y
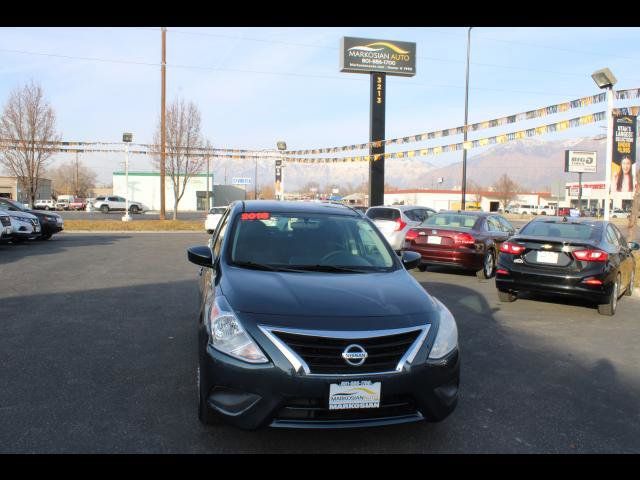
1,26 -> 640,185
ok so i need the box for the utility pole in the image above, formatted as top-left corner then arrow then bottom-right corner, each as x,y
461,26 -> 472,211
254,157 -> 258,200
75,151 -> 79,197
160,26 -> 167,220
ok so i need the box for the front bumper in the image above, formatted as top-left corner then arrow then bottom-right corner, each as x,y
200,338 -> 459,430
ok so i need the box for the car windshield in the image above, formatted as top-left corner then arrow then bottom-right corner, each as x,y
0,199 -> 25,211
519,221 -> 600,241
421,213 -> 478,229
229,212 -> 396,272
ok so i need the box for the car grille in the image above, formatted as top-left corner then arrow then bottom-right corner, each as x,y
272,329 -> 421,375
0,216 -> 10,227
275,394 -> 418,422
30,218 -> 39,226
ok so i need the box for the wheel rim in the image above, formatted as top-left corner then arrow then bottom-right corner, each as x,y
485,252 -> 494,276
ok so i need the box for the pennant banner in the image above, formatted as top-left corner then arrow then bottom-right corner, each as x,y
280,110 -> 610,164
281,90 -> 640,156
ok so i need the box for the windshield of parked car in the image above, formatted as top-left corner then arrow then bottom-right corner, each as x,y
0,198 -> 25,212
519,221 -> 600,241
229,212 -> 396,272
421,213 -> 478,229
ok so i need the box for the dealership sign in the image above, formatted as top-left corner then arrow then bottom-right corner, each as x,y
564,150 -> 597,173
232,177 -> 252,185
340,37 -> 416,77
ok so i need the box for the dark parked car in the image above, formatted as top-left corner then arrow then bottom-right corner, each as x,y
187,201 -> 460,430
403,211 -> 516,279
495,217 -> 639,316
0,197 -> 63,240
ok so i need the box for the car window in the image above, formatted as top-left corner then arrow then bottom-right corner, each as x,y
107,197 -> 118,202
520,221 -> 600,241
611,224 -> 626,245
366,208 -> 400,221
606,225 -> 620,247
422,213 -> 478,229
497,216 -> 515,233
229,212 -> 395,270
404,209 -> 419,222
212,210 -> 230,258
486,217 -> 502,232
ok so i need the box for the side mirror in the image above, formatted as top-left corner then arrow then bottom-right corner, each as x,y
402,251 -> 422,270
628,241 -> 640,251
187,245 -> 214,267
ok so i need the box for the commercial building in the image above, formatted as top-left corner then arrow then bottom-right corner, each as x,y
383,189 -> 554,212
564,180 -> 634,210
112,171 -> 246,211
0,176 -> 53,204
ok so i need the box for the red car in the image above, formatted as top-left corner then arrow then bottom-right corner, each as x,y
69,198 -> 86,211
403,211 -> 516,279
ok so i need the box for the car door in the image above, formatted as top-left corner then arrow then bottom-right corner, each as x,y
604,224 -> 626,286
486,216 -> 508,250
610,224 -> 632,287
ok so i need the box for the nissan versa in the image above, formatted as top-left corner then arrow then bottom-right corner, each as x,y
187,201 -> 460,430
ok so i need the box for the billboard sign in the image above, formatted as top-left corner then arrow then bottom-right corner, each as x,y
612,115 -> 637,193
340,37 -> 416,77
565,150 -> 597,173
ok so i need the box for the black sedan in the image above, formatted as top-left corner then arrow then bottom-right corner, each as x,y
495,217 -> 639,315
0,198 -> 63,240
187,201 -> 460,430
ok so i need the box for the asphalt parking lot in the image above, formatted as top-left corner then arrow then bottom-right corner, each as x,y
1,232 -> 639,453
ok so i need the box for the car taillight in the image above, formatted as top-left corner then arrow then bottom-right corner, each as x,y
573,249 -> 608,262
454,232 -> 475,246
496,268 -> 510,275
394,218 -> 407,232
581,277 -> 603,285
500,242 -> 525,254
405,229 -> 419,241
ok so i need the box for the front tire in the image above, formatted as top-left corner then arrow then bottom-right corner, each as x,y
598,274 -> 620,316
130,205 -> 140,214
100,205 -> 109,214
39,233 -> 52,241
477,249 -> 495,279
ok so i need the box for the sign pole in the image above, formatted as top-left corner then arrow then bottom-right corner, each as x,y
604,87 -> 614,221
369,72 -> 386,207
578,172 -> 582,212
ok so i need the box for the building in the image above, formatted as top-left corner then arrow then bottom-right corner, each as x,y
0,176 -> 53,204
564,180 -> 634,210
112,171 -> 246,211
383,189 -> 553,212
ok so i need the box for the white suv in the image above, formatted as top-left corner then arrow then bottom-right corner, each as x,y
205,207 -> 227,234
34,199 -> 56,210
365,205 -> 437,251
93,196 -> 147,214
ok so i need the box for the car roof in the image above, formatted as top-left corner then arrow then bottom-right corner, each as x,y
239,200 -> 359,216
435,210 -> 488,216
367,205 -> 434,211
526,216 -> 605,227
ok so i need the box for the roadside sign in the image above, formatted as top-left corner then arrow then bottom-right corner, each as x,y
232,177 -> 252,185
340,37 -> 416,77
565,150 -> 597,173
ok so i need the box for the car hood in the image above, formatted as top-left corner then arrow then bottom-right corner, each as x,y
1,210 -> 37,220
220,264 -> 438,319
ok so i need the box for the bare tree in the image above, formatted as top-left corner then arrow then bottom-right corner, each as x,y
466,180 -> 484,208
492,174 -> 520,212
153,98 -> 206,219
49,157 -> 97,198
0,81 -> 60,206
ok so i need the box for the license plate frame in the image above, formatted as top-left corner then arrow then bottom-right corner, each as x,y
536,251 -> 559,264
328,381 -> 381,410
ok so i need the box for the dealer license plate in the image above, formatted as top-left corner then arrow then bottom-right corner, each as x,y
536,251 -> 559,264
329,381 -> 381,410
427,235 -> 442,245
35,226 -> 41,233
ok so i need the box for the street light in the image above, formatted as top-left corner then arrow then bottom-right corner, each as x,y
461,26 -> 472,211
122,132 -> 133,222
591,68 -> 617,220
276,141 -> 286,201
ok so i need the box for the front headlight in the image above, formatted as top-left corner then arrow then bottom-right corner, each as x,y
428,298 -> 458,359
207,296 -> 268,363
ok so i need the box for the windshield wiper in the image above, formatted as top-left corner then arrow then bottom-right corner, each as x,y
287,264 -> 370,273
233,261 -> 305,273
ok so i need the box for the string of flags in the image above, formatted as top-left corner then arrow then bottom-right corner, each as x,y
281,88 -> 640,155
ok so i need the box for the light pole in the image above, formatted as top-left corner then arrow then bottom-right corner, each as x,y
461,26 -> 472,211
276,141 -> 286,201
591,68 -> 617,220
122,132 -> 133,222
